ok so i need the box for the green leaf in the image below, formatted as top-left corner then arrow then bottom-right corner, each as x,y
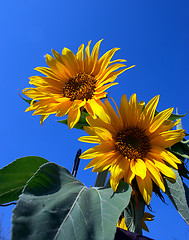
11,163 -> 132,240
58,111 -> 89,130
0,156 -> 48,204
164,169 -> 189,225
124,196 -> 145,234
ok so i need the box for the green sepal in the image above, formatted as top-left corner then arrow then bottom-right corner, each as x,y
18,90 -> 34,105
168,112 -> 187,121
0,156 -> 48,204
58,111 -> 89,130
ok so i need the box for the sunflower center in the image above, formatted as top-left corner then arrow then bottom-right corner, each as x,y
62,73 -> 97,101
115,127 -> 151,160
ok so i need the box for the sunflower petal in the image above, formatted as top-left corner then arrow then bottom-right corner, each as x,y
149,108 -> 174,133
150,129 -> 185,148
67,107 -> 81,129
136,174 -> 152,205
80,142 -> 115,159
145,159 -> 165,192
90,39 -> 103,73
130,159 -> 146,179
140,95 -> 159,128
78,136 -> 101,144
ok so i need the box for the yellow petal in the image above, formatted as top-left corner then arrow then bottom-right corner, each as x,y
110,177 -> 120,192
90,39 -> 103,74
83,126 -> 97,136
97,63 -> 126,85
62,47 -> 79,75
84,40 -> 91,73
95,82 -> 118,94
86,116 -> 117,135
117,216 -> 128,231
67,107 -> 81,129
80,142 -> 115,159
124,167 -> 135,185
97,48 -> 120,77
84,151 -> 117,169
140,95 -> 159,129
92,127 -> 113,141
108,59 -> 127,65
149,147 -> 179,169
120,94 -> 131,127
29,76 -> 64,88
52,49 -> 64,64
150,129 -> 185,148
87,99 -> 111,123
145,159 -> 165,192
56,100 -> 72,117
78,136 -> 101,144
110,155 -> 127,182
92,151 -> 121,172
34,67 -> 62,80
72,99 -> 86,110
40,114 -> 49,125
149,108 -> 174,133
76,44 -> 84,72
129,94 -> 140,126
104,98 -> 122,132
149,119 -> 181,139
152,158 -> 176,180
45,54 -> 70,79
130,159 -> 146,179
136,174 -> 152,205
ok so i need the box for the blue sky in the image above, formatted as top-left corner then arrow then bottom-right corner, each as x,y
1,0 -> 189,239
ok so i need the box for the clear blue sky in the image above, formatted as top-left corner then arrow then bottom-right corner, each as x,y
1,0 -> 189,239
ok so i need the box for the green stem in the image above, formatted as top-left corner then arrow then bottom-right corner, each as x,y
94,170 -> 108,187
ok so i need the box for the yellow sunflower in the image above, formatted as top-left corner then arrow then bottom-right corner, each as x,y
23,40 -> 134,129
79,94 -> 185,204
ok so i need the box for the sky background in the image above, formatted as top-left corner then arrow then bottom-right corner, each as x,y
1,0 -> 189,239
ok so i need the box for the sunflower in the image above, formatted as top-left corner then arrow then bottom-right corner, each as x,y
22,40 -> 134,129
79,94 -> 185,204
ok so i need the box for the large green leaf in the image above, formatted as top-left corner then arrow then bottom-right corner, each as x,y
58,111 -> 89,130
0,156 -> 48,204
164,169 -> 189,225
11,163 -> 132,240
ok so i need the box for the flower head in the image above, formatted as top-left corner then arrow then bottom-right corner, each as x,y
23,40 -> 134,128
79,94 -> 185,204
